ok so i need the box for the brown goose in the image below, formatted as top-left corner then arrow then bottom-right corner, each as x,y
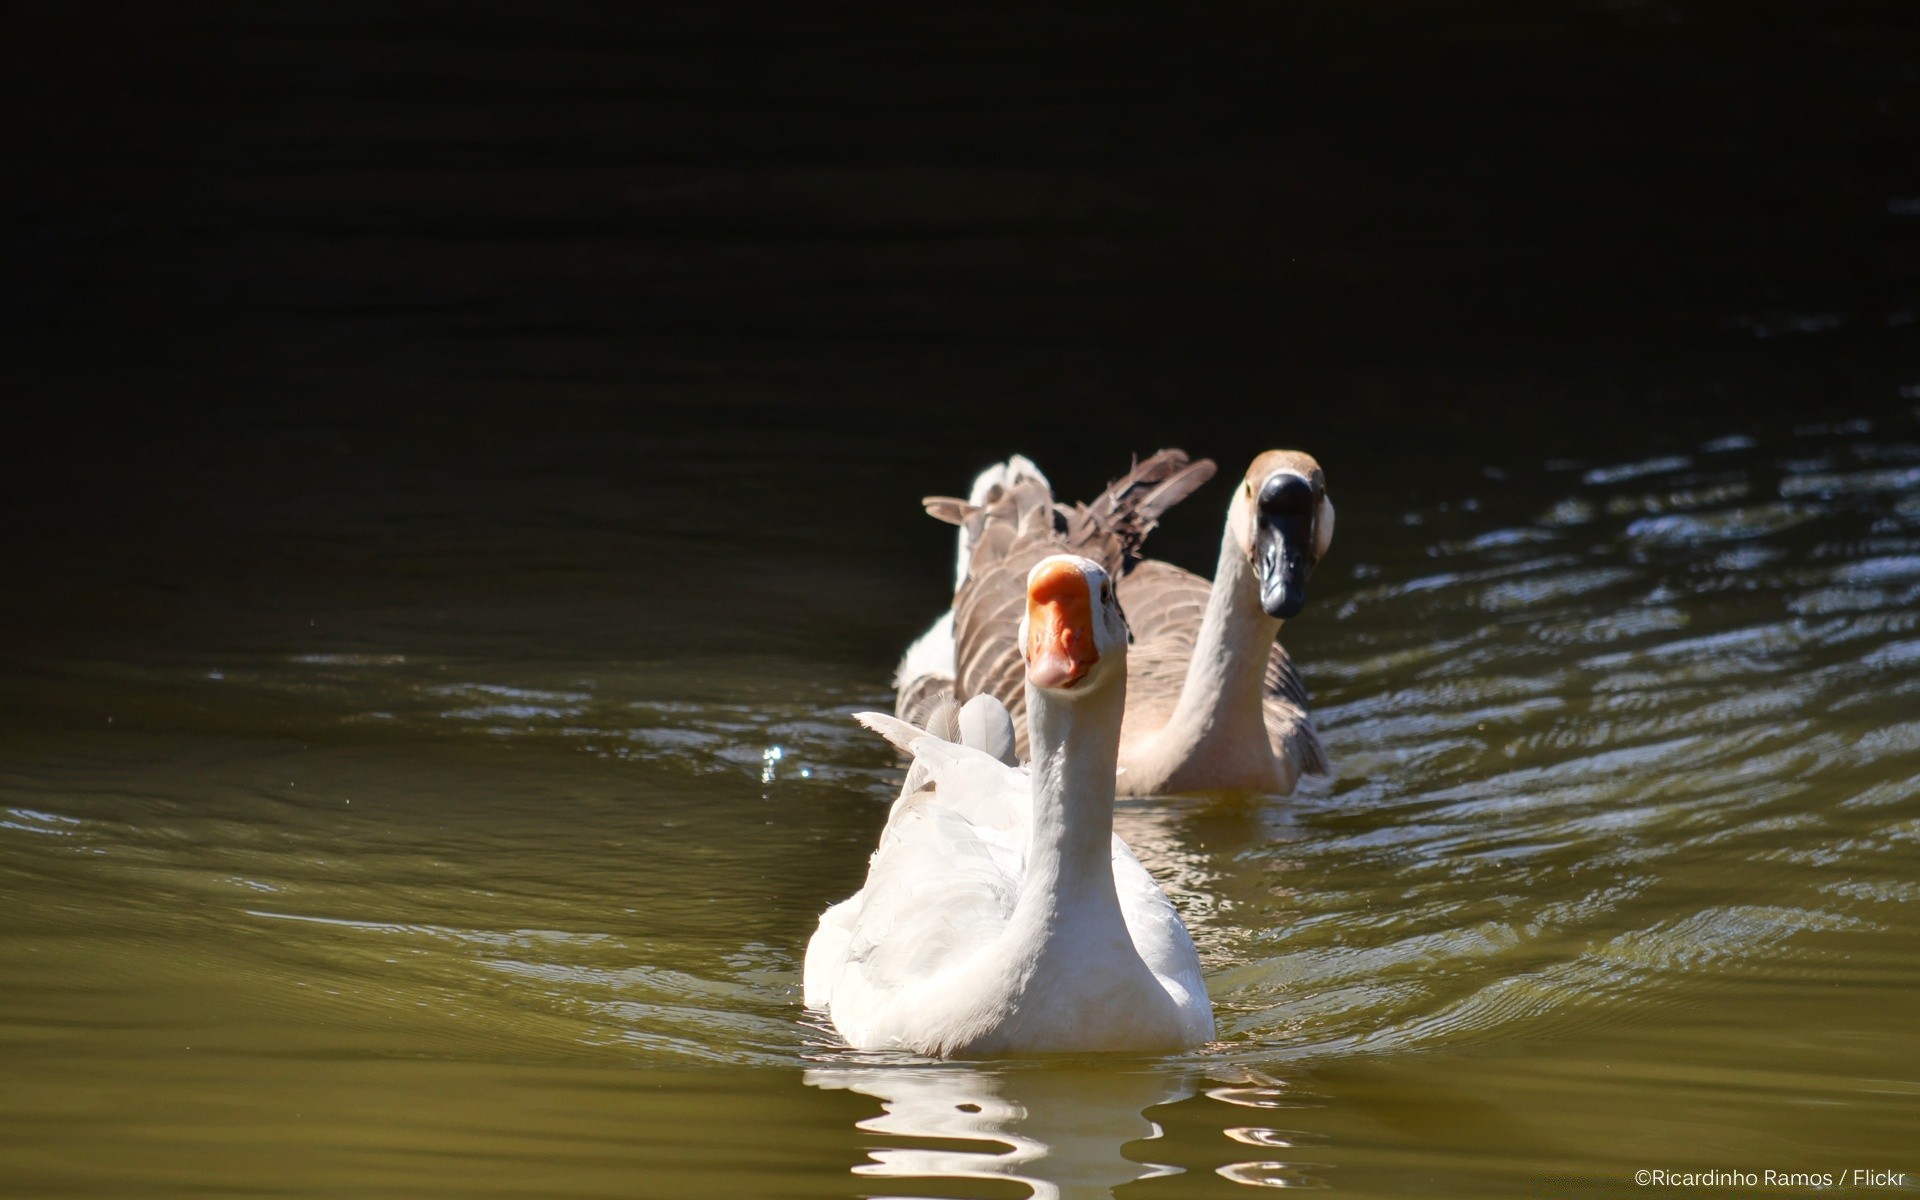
894,450 -> 1212,738
895,450 -> 1333,796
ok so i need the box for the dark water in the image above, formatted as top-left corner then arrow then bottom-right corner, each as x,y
4,3 -> 1920,1197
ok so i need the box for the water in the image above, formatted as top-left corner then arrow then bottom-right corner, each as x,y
5,416 -> 1918,1197
6,2 -> 1920,1196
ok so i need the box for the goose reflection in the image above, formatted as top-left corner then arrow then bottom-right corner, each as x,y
803,1060 -> 1196,1199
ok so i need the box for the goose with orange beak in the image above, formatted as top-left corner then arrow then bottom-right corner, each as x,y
1024,553 -> 1099,688
892,450 -> 1211,739
805,555 -> 1213,1056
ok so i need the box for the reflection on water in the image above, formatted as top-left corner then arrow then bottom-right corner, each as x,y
1206,1073 -> 1335,1191
805,1062 -> 1195,1198
802,1059 -> 1348,1198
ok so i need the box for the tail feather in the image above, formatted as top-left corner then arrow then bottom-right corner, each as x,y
927,455 -> 1057,590
854,710 -> 927,756
1125,457 -> 1218,527
1069,449 -> 1217,571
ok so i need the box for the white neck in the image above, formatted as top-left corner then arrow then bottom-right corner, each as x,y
1148,517 -> 1281,779
1021,675 -> 1121,906
943,654 -> 1204,1053
1004,671 -> 1129,953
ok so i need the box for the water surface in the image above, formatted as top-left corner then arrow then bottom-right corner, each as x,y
5,2 -> 1920,1196
6,414 -> 1920,1197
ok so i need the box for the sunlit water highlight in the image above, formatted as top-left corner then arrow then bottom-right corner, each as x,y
4,419 -> 1919,1197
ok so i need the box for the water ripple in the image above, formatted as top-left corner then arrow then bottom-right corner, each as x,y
1190,415 -> 1920,1072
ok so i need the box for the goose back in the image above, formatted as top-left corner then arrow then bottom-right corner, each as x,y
934,452 -> 1216,757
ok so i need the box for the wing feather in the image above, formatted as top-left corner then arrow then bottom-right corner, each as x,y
807,731 -> 1034,1027
947,453 -> 1215,759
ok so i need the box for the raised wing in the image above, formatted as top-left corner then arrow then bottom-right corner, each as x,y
945,451 -> 1216,758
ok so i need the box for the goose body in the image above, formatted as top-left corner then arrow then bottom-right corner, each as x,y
896,451 -> 1333,796
806,556 -> 1213,1056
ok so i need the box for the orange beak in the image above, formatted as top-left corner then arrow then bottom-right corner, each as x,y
1025,559 -> 1098,689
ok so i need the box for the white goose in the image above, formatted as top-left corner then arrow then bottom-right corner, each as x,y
897,451 -> 1334,796
805,555 -> 1214,1056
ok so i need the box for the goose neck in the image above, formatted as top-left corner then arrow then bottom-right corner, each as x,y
1020,675 -> 1125,903
1189,524 -> 1284,711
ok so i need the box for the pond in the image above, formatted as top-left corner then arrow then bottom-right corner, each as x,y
5,405 -> 1918,1197
3,2 -> 1918,1196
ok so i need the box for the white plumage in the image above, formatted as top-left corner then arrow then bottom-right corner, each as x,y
806,555 -> 1213,1056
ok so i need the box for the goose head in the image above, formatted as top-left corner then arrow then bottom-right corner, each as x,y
1020,555 -> 1129,694
1228,450 -> 1334,621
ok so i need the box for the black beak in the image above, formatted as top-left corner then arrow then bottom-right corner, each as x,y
1254,473 -> 1318,620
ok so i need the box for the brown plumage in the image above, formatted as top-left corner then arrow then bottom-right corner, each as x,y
896,450 -> 1329,792
902,451 -> 1210,733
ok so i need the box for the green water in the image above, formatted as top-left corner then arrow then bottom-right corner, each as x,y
5,415 -> 1919,1197
7,1 -> 1920,1194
